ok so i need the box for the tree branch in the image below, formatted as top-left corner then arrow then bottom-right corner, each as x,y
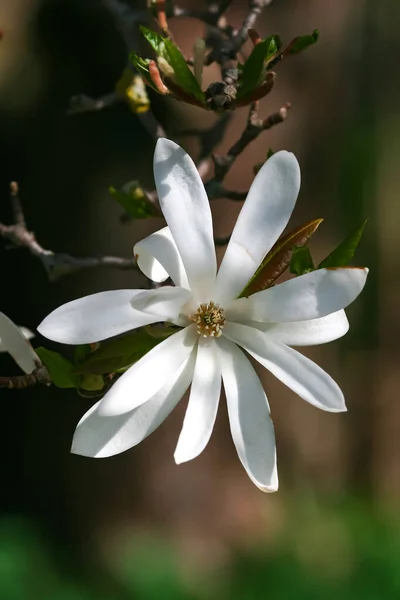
211,101 -> 291,182
0,183 -> 138,281
0,367 -> 51,389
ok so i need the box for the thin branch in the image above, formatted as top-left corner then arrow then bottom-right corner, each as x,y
0,367 -> 51,389
0,183 -> 138,281
231,0 -> 275,52
67,92 -> 120,115
211,101 -> 291,182
173,0 -> 234,26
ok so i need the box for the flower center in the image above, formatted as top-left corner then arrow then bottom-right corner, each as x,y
189,301 -> 226,338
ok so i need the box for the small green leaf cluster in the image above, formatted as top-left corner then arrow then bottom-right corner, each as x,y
239,219 -> 367,297
130,26 -> 319,112
35,326 -> 177,394
109,182 -> 159,219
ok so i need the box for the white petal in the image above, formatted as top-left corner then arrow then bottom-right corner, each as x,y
130,286 -> 193,321
250,310 -> 349,346
0,326 -> 35,351
215,151 -> 301,304
154,138 -> 217,300
174,338 -> 221,464
227,267 -> 368,323
19,327 -> 35,341
224,322 -> 346,412
38,290 -> 161,344
71,353 -> 196,458
217,337 -> 278,492
134,226 -> 189,288
97,325 -> 197,416
0,312 -> 40,374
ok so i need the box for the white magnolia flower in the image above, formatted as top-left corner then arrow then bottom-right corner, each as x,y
38,139 -> 368,492
0,312 -> 38,374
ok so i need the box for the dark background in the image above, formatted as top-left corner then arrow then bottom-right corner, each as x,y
1,0 -> 400,598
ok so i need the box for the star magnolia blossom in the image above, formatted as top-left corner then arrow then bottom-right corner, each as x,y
0,311 -> 37,373
38,139 -> 368,492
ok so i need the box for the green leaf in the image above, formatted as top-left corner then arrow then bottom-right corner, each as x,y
35,347 -> 80,389
73,328 -> 175,375
237,35 -> 280,99
285,29 -> 319,55
129,52 -> 158,91
290,246 -> 315,275
318,219 -> 368,269
239,218 -> 323,297
79,374 -> 105,392
109,182 -> 159,219
140,26 -> 168,58
74,344 -> 92,365
140,26 -> 205,103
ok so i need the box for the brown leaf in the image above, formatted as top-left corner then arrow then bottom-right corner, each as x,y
239,218 -> 323,297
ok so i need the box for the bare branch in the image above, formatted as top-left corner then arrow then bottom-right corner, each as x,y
0,183 -> 138,281
67,92 -> 120,115
211,101 -> 291,182
0,367 -> 51,389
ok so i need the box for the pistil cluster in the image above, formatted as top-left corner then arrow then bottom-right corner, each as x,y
189,301 -> 226,338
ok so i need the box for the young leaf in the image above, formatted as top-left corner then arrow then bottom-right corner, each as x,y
239,218 -> 323,297
129,52 -> 158,91
140,26 -> 168,58
140,26 -> 205,103
35,347 -> 80,389
284,29 -> 319,55
318,219 -> 368,269
109,182 -> 159,219
237,35 -> 280,99
73,328 -> 172,375
163,39 -> 205,103
290,246 -> 315,275
79,374 -> 105,392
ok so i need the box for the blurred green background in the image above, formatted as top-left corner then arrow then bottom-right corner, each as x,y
1,0 -> 400,598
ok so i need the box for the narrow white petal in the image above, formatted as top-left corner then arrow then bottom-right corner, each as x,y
227,267 -> 368,323
215,151 -> 301,304
38,290 -> 161,344
71,353 -> 196,458
217,337 -> 278,492
19,327 -> 35,341
0,312 -> 40,374
0,324 -> 35,350
250,310 -> 349,346
134,226 -> 189,288
174,339 -> 221,464
224,322 -> 346,412
130,286 -> 193,321
97,325 -> 197,416
154,138 -> 217,300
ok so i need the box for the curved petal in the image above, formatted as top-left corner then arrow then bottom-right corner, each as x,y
130,286 -> 193,322
97,325 -> 197,416
215,151 -> 301,304
250,310 -> 349,346
174,338 -> 221,464
0,326 -> 34,352
71,353 -> 196,458
154,138 -> 217,300
224,322 -> 346,412
217,337 -> 278,492
0,312 -> 40,374
38,290 -> 161,344
134,226 -> 189,288
227,267 -> 368,323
